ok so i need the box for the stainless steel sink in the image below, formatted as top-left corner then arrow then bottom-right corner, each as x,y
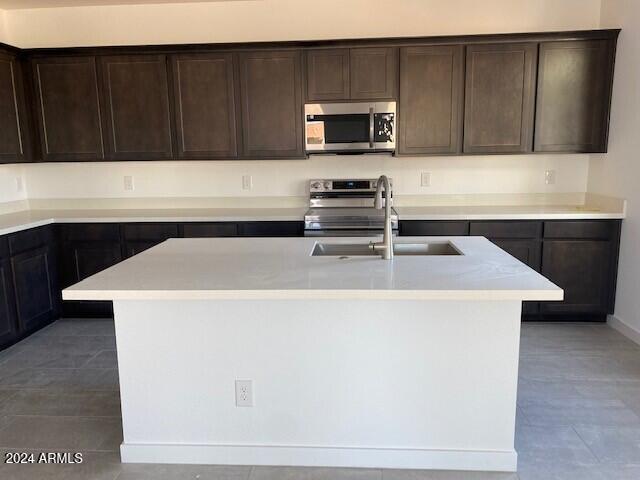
310,242 -> 462,257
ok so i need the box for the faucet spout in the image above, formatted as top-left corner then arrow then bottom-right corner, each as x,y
370,175 -> 393,260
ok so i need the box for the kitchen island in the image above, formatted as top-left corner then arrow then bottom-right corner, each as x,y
63,236 -> 562,472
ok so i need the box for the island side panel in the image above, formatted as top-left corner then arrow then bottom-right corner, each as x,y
113,298 -> 522,471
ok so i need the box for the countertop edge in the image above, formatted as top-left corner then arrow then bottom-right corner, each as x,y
0,209 -> 626,237
62,288 -> 564,302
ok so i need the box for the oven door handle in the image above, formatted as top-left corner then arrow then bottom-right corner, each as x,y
369,107 -> 375,148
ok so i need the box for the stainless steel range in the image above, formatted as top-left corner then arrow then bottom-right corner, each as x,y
304,178 -> 399,237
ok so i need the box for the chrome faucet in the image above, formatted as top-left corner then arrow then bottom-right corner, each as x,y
369,175 -> 393,260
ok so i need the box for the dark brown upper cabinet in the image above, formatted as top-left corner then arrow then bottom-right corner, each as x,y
535,40 -> 615,153
350,47 -> 397,100
398,45 -> 464,155
463,43 -> 537,154
32,56 -> 104,162
0,50 -> 28,164
239,50 -> 303,158
306,49 -> 350,101
171,53 -> 238,159
100,54 -> 173,160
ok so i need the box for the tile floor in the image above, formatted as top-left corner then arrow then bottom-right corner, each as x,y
0,319 -> 640,479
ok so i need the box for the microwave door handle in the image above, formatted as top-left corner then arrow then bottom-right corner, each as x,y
369,107 -> 375,148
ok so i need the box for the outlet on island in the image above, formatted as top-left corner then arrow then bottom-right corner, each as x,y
235,379 -> 253,407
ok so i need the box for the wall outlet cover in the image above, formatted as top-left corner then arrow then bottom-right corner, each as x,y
235,379 -> 253,407
124,175 -> 135,191
545,170 -> 556,185
421,172 -> 432,187
242,175 -> 253,190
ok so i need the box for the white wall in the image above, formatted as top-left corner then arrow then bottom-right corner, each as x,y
589,0 -> 640,334
0,8 -> 7,43
2,0 -> 602,48
23,154 -> 589,200
0,0 -> 602,202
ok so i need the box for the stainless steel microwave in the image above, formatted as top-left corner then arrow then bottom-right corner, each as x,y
304,101 -> 396,154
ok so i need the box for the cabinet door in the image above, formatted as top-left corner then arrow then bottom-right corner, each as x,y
11,246 -> 57,332
541,240 -> 612,315
72,243 -> 123,281
239,50 -> 303,158
535,40 -> 614,153
171,53 -> 238,159
463,43 -> 536,153
123,223 -> 178,257
32,56 -> 104,161
306,49 -> 350,101
492,239 -> 541,315
350,47 -> 397,100
0,259 -> 18,348
0,51 -> 27,164
398,45 -> 463,155
100,54 -> 173,160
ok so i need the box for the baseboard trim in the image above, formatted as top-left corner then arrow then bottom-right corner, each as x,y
120,443 -> 517,472
608,314 -> 640,346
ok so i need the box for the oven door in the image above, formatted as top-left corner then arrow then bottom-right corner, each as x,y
305,102 -> 395,153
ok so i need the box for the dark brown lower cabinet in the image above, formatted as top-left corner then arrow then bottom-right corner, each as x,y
10,245 -> 58,333
401,219 -> 621,321
0,258 -> 18,348
541,240 -> 613,317
123,223 -> 179,257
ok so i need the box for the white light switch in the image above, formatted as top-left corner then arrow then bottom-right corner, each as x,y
15,177 -> 23,193
545,170 -> 556,185
124,175 -> 135,191
242,175 -> 253,190
421,172 -> 432,187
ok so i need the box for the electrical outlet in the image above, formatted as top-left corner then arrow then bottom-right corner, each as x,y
421,172 -> 431,187
124,175 -> 135,191
545,170 -> 556,185
235,380 -> 253,407
242,175 -> 253,190
15,177 -> 23,193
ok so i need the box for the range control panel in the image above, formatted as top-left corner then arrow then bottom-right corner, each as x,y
309,178 -> 393,193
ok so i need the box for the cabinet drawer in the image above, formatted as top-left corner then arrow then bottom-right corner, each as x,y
61,223 -> 121,242
470,221 -> 542,238
0,237 -> 8,259
122,223 -> 179,241
239,222 -> 303,237
544,221 -> 614,239
400,221 -> 469,236
8,226 -> 54,255
181,223 -> 238,237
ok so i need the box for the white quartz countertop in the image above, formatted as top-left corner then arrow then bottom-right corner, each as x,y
0,208 -> 308,236
62,236 -> 563,301
395,204 -> 625,220
0,203 -> 625,237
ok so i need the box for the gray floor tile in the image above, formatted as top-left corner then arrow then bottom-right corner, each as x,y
0,451 -> 121,480
250,466 -> 382,480
85,350 -> 119,368
1,389 -> 121,417
0,346 -> 95,369
0,415 -> 123,451
574,425 -> 640,463
0,367 -> 120,391
117,463 -> 251,480
515,425 -> 598,464
521,401 -> 640,427
383,469 -> 517,479
18,334 -> 117,352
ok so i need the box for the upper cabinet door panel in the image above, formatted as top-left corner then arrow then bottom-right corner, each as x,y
535,40 -> 614,153
398,45 -> 464,155
463,43 -> 536,154
33,56 -> 104,162
100,55 -> 173,160
0,52 -> 26,163
350,47 -> 397,100
171,53 -> 237,159
306,49 -> 350,101
239,50 -> 303,158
